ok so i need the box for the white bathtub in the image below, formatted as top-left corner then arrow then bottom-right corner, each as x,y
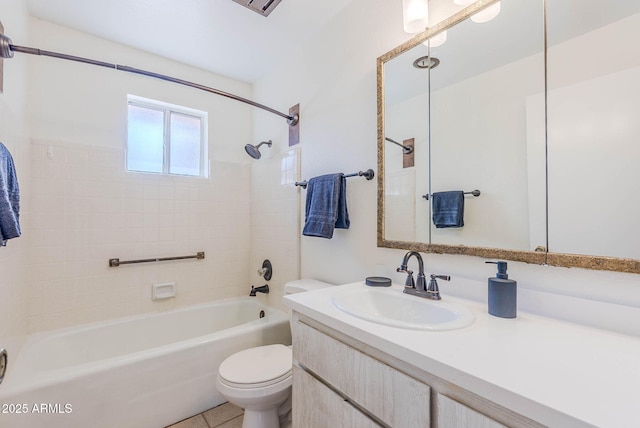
0,298 -> 291,428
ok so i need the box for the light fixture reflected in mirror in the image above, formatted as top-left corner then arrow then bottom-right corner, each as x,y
423,30 -> 448,48
453,0 -> 501,23
402,0 -> 429,33
470,2 -> 500,23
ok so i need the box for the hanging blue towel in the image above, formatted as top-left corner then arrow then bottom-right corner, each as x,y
303,173 -> 349,239
0,142 -> 21,246
432,191 -> 464,228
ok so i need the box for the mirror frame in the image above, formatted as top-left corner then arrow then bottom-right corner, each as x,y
376,0 -> 640,274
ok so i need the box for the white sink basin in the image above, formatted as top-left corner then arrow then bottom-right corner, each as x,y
332,286 -> 475,331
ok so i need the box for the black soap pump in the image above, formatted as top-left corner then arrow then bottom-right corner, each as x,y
485,261 -> 517,319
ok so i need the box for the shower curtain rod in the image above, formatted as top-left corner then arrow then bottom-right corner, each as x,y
0,33 -> 299,126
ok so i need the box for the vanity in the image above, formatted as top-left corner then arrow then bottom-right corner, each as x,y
285,281 -> 640,427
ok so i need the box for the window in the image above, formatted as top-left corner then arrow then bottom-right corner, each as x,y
127,95 -> 208,177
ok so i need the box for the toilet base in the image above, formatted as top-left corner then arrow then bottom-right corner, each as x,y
242,408 -> 280,428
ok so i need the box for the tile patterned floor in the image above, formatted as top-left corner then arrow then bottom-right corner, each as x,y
166,402 -> 243,428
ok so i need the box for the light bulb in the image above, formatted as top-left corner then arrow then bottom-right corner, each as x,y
402,0 -> 429,33
471,1 -> 501,23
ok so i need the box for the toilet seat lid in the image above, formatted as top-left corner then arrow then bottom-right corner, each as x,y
219,344 -> 292,387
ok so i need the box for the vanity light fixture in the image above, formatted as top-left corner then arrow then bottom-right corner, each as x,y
454,0 -> 501,23
402,0 -> 429,33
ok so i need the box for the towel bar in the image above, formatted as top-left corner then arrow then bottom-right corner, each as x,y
422,190 -> 481,200
295,169 -> 375,189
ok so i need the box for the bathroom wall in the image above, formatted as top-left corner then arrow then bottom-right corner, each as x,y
249,148 -> 300,311
0,0 -> 31,345
253,0 -> 640,323
21,19 -> 254,332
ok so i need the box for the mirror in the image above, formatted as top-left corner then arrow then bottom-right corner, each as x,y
546,0 -> 640,262
378,0 -> 640,273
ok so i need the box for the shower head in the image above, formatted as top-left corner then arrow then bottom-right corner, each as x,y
244,140 -> 272,159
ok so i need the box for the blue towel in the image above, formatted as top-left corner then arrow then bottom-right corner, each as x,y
0,142 -> 21,246
303,173 -> 349,239
432,191 -> 464,228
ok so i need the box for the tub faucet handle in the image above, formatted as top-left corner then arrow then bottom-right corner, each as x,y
257,259 -> 272,281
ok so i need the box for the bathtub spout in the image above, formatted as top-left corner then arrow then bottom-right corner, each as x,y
250,284 -> 269,296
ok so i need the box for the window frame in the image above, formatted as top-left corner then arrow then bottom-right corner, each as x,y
127,95 -> 209,178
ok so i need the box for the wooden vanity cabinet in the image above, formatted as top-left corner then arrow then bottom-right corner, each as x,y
291,312 -> 543,428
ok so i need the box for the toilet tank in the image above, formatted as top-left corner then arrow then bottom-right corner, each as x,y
284,279 -> 334,295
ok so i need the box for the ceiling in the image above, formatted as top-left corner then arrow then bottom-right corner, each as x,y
26,0 -> 355,83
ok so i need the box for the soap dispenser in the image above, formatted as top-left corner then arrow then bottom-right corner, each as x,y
485,261 -> 517,318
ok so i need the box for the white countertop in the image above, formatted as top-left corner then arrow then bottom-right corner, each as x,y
284,281 -> 640,428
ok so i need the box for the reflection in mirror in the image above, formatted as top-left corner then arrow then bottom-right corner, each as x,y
546,0 -> 640,260
429,0 -> 545,251
382,0 -> 545,252
384,42 -> 430,243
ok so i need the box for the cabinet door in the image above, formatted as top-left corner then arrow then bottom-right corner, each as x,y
437,394 -> 507,428
293,320 -> 430,427
293,366 -> 381,428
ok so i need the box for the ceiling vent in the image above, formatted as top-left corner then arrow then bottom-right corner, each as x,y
232,0 -> 284,17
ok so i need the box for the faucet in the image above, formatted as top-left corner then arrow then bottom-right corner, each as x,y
249,284 -> 269,296
397,251 -> 427,292
397,251 -> 450,300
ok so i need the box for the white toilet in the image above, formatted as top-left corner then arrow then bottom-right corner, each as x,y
216,279 -> 333,428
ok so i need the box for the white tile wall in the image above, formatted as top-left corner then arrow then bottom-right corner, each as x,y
26,139 -> 251,332
0,0 -> 31,342
0,102 -> 29,341
250,148 -> 300,311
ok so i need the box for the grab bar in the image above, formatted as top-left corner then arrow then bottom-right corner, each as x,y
109,252 -> 205,267
422,190 -> 481,200
295,169 -> 375,189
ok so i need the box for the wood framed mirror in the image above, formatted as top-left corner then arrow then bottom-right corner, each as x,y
377,0 -> 640,274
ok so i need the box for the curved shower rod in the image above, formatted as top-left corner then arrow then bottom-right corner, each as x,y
0,33 -> 299,126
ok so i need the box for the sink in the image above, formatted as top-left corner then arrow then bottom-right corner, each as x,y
331,286 -> 475,331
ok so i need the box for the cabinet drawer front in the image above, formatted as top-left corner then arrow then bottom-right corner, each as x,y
293,320 -> 430,427
437,394 -> 507,428
293,366 -> 381,428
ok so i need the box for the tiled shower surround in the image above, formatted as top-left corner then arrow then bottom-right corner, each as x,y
26,139 -> 251,332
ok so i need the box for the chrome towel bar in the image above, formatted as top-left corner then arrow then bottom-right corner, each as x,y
109,252 -> 205,267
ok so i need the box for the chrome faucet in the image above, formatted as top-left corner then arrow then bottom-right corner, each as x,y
397,251 -> 450,300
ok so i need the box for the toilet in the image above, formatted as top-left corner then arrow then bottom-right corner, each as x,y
216,279 -> 333,428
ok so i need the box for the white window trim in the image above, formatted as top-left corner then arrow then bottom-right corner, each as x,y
127,94 -> 209,177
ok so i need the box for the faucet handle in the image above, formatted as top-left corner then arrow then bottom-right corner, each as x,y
426,274 -> 450,301
397,267 -> 415,288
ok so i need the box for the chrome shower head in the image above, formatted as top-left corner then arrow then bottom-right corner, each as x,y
244,140 -> 272,159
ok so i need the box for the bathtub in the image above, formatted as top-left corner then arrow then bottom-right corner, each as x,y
0,298 -> 291,428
